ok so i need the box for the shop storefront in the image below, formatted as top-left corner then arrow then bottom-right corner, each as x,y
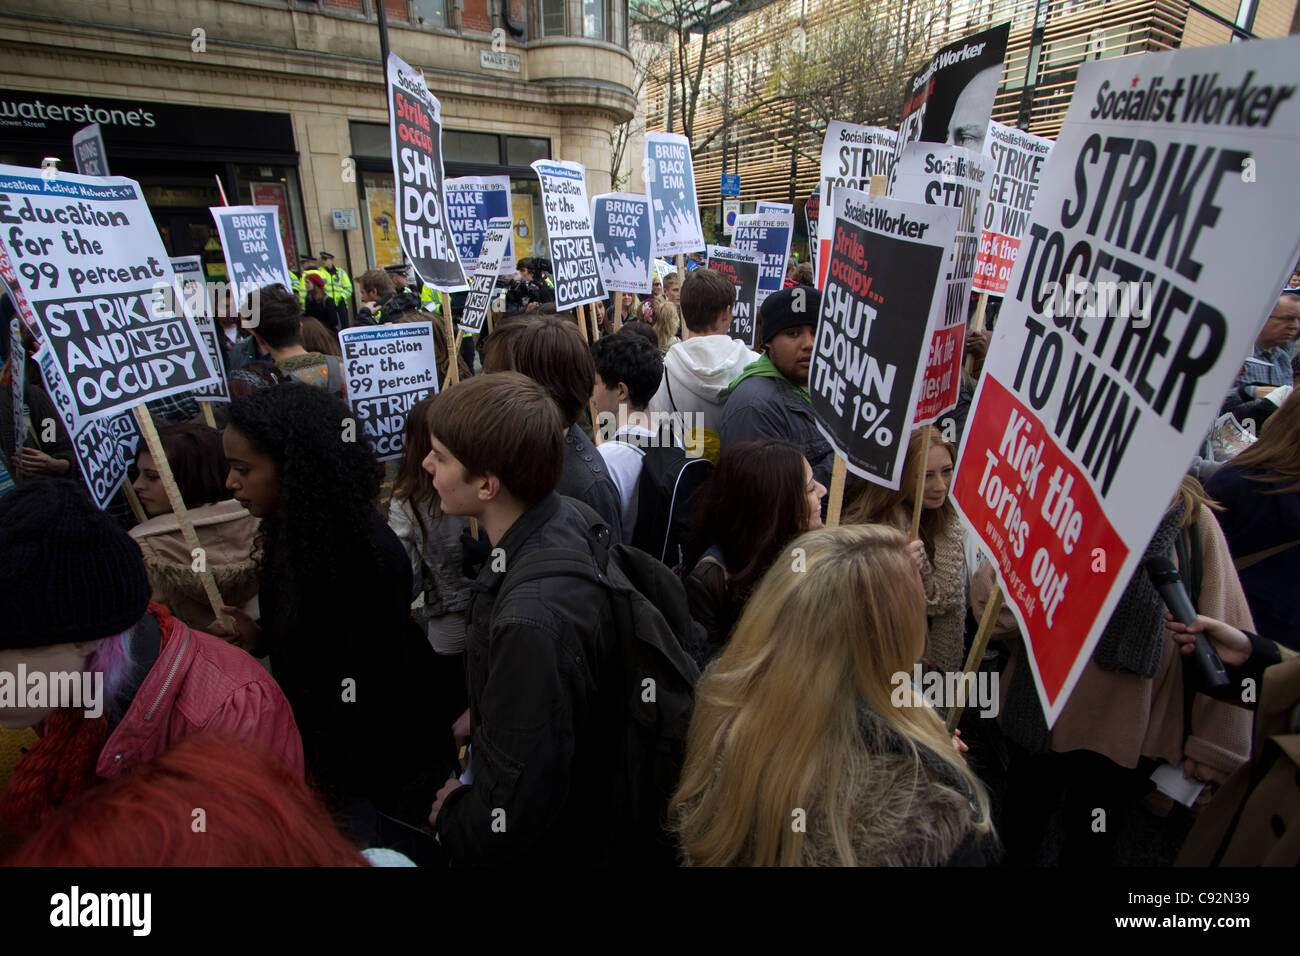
0,89 -> 310,274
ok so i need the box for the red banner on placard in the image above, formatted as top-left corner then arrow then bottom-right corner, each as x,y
972,232 -> 1017,296
915,323 -> 964,424
951,377 -> 1129,708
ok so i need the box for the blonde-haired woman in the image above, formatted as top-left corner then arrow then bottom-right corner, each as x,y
843,428 -> 966,675
649,297 -> 682,354
672,524 -> 993,866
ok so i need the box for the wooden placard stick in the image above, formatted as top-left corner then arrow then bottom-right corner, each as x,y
825,455 -> 848,527
574,304 -> 603,444
909,424 -> 932,541
676,254 -> 685,281
438,292 -> 459,390
199,401 -> 216,428
612,294 -> 624,332
123,481 -> 147,525
824,175 -> 889,527
132,404 -> 231,630
946,588 -> 1005,735
964,291 -> 989,379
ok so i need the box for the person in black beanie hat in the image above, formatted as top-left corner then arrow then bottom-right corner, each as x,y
0,478 -> 303,843
719,285 -> 834,489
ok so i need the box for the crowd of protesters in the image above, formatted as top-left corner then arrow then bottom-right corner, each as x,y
0,261 -> 1296,868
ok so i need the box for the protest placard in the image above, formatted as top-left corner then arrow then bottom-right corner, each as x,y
950,36 -> 1300,726
531,160 -> 606,310
804,192 -> 820,273
445,175 -> 515,275
460,218 -> 511,335
817,122 -> 897,286
890,22 -> 1009,193
339,322 -> 439,461
809,188 -> 957,488
35,344 -> 140,509
386,52 -> 466,290
170,255 -> 228,403
973,121 -> 1053,296
592,192 -> 652,295
72,124 -> 110,177
0,165 -> 218,423
210,205 -> 292,307
756,201 -> 793,214
732,212 -> 794,310
340,321 -> 441,463
644,132 -> 706,257
892,143 -> 988,424
706,244 -> 761,348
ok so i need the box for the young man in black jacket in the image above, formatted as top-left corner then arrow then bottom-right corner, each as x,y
424,372 -> 624,865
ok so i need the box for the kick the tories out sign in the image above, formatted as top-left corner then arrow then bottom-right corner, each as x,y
950,37 -> 1300,726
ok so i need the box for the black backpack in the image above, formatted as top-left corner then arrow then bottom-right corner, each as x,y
493,524 -> 706,865
616,427 -> 712,570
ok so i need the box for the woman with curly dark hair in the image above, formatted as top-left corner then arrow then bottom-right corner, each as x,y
211,382 -> 441,834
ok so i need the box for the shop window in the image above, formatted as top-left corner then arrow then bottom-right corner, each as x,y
541,0 -> 565,36
359,170 -> 403,269
444,130 -> 501,164
412,0 -> 447,29
350,121 -> 391,160
506,136 -> 550,166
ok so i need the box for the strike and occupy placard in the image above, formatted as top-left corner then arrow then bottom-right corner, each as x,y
892,143 -> 988,423
974,121 -> 1054,295
72,124 -> 110,177
644,132 -> 706,257
531,160 -> 606,310
445,175 -> 515,275
756,201 -> 793,214
460,218 -> 511,335
170,255 -> 229,403
817,122 -> 897,286
810,189 -> 956,488
0,166 -> 218,423
339,322 -> 439,462
386,52 -> 467,290
950,37 -> 1300,726
891,22 -> 1009,191
592,192 -> 652,295
210,205 -> 292,307
705,244 -> 761,348
732,213 -> 794,311
35,344 -> 140,509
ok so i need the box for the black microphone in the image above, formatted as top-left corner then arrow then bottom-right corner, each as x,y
1144,556 -> 1231,691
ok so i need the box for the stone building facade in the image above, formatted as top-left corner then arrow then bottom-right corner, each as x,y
0,0 -> 636,285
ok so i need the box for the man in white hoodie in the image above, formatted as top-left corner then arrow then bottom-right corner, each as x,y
648,269 -> 759,463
